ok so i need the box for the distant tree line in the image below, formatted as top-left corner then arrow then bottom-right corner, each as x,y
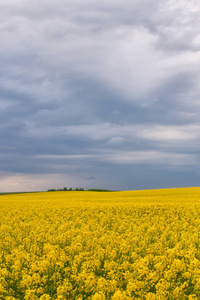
47,187 -> 84,192
47,188 -> 112,192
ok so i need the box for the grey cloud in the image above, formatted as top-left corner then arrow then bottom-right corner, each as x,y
1,0 -> 199,106
85,176 -> 96,181
37,150 -> 196,166
0,0 -> 200,191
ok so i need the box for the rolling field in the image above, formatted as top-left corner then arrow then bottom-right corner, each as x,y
1,188 -> 200,299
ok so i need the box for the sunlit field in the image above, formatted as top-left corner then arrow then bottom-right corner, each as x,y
1,188 -> 200,299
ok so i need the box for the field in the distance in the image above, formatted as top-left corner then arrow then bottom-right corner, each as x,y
1,188 -> 200,300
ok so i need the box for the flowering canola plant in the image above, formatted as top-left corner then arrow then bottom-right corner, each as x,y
1,188 -> 200,299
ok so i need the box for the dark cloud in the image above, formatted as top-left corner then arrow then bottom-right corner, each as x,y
85,176 -> 96,181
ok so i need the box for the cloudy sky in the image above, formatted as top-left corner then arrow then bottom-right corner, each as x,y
0,0 -> 200,192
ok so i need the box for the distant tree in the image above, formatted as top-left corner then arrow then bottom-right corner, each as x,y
48,187 -> 85,192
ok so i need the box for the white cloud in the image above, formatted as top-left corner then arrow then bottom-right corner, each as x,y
139,124 -> 200,142
0,173 -> 54,192
108,137 -> 125,145
100,150 -> 196,166
0,172 -> 87,192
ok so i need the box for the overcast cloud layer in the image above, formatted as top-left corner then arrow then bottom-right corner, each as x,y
0,0 -> 200,192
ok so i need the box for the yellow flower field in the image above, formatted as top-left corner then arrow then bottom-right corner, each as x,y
1,188 -> 200,299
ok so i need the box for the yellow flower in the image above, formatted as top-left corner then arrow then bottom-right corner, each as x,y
39,294 -> 51,300
91,292 -> 106,300
24,289 -> 38,300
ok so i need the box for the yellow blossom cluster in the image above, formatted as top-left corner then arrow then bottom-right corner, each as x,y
1,188 -> 200,299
